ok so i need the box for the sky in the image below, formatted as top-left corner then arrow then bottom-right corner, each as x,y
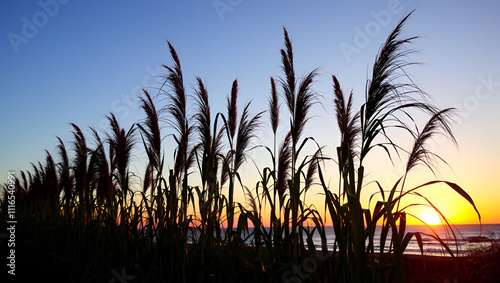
1,0 -> 499,225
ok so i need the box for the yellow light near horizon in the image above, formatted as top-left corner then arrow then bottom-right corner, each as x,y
421,211 -> 441,226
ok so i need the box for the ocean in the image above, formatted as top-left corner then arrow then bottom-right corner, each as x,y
174,224 -> 500,256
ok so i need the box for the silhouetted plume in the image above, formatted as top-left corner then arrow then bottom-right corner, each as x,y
227,79 -> 238,140
56,136 -> 72,205
221,80 -> 238,188
20,170 -> 29,197
194,77 -> 223,187
194,77 -> 212,156
164,41 -> 194,181
365,12 -> 418,121
281,28 -> 296,113
333,75 -> 360,171
269,77 -> 279,135
138,89 -> 162,194
406,108 -> 457,175
43,150 -> 59,200
220,152 -> 232,188
280,27 -> 319,148
245,186 -> 258,215
220,79 -> 239,188
12,176 -> 23,203
89,127 -> 113,204
29,162 -> 42,200
17,170 -> 30,205
143,162 -> 154,194
138,89 -> 161,168
234,102 -> 264,172
277,132 -> 292,204
106,113 -> 135,195
222,80 -> 264,236
23,152 -> 58,202
281,28 -> 296,117
70,123 -> 88,200
294,69 -> 319,142
305,147 -> 323,192
360,10 -> 434,163
164,41 -> 185,94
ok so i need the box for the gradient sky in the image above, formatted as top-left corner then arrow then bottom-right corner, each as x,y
1,0 -> 499,224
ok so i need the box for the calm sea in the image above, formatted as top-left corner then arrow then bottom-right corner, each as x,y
174,224 -> 500,256
309,224 -> 500,256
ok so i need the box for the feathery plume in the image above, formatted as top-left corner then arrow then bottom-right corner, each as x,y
107,113 -> 135,195
333,75 -> 360,170
269,77 -> 279,135
277,132 -> 292,204
406,108 -> 457,174
360,11 -> 426,163
227,79 -> 238,140
70,123 -> 88,200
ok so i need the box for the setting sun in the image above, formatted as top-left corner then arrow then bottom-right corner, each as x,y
421,211 -> 441,226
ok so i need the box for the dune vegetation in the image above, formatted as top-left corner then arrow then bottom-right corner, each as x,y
0,12 -> 481,282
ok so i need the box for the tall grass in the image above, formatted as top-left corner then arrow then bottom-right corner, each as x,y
0,12 -> 481,282
315,12 -> 480,283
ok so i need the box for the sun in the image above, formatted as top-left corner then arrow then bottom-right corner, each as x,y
421,211 -> 441,226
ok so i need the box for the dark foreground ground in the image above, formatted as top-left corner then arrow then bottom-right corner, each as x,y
403,252 -> 500,283
3,253 -> 500,282
3,235 -> 500,282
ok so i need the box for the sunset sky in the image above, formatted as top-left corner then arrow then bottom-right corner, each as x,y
1,0 -> 499,225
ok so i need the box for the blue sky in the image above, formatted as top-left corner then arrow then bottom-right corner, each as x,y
1,0 -> 499,223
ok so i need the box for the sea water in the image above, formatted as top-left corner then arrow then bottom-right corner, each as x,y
156,224 -> 499,256
309,224 -> 500,256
